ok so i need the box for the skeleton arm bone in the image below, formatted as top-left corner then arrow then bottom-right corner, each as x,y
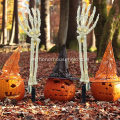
87,6 -> 96,28
87,14 -> 99,34
77,36 -> 84,82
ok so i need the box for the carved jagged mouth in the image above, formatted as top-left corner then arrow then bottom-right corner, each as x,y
5,92 -> 19,97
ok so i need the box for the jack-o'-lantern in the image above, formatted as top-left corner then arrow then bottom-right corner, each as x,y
44,78 -> 75,101
0,47 -> 25,100
90,79 -> 120,101
0,75 -> 25,100
44,45 -> 76,101
90,41 -> 120,101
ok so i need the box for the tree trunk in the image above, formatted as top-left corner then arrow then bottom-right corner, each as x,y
40,0 -> 53,50
14,0 -> 19,44
26,0 -> 36,43
98,0 -> 120,59
57,0 -> 69,49
89,30 -> 97,51
93,0 -> 107,58
66,0 -> 79,50
0,32 -> 3,44
40,0 -> 46,49
45,0 -> 53,50
9,0 -> 19,45
2,0 -> 7,45
29,0 -> 36,8
9,18 -> 15,45
112,27 -> 120,59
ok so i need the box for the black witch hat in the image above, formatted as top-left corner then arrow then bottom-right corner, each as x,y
49,45 -> 78,81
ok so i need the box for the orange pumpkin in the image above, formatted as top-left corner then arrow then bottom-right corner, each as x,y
0,47 -> 25,101
90,78 -> 120,101
0,75 -> 25,100
44,78 -> 75,101
90,41 -> 120,101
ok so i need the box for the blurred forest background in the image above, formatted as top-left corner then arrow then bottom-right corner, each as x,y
0,0 -> 120,59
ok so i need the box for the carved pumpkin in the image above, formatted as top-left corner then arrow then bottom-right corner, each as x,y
0,75 -> 25,100
0,47 -> 25,100
90,41 -> 120,101
44,78 -> 75,101
90,79 -> 120,101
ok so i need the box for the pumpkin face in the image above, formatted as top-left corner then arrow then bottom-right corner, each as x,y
0,75 -> 25,101
90,78 -> 120,101
44,78 -> 75,101
90,41 -> 120,101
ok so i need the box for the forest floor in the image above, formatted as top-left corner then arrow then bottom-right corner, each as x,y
0,50 -> 120,120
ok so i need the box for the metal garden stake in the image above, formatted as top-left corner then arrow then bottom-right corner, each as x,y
77,3 -> 99,95
19,8 -> 41,102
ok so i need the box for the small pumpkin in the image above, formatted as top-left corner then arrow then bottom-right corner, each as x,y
44,78 -> 75,101
0,47 -> 25,101
90,78 -> 120,101
0,75 -> 25,100
90,41 -> 120,101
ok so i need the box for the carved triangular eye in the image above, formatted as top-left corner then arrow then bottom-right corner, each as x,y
54,80 -> 60,83
6,79 -> 9,82
64,81 -> 70,86
11,84 -> 16,88
61,86 -> 64,88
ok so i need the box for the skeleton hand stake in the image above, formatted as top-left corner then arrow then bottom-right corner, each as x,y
77,3 -> 99,90
19,8 -> 41,93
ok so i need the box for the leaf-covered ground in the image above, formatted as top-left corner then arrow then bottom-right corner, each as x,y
0,50 -> 120,120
